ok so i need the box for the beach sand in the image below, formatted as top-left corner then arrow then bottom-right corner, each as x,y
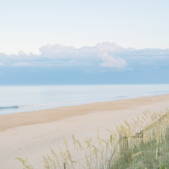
0,94 -> 169,168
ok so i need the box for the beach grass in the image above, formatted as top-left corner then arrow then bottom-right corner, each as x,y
110,128 -> 169,169
17,109 -> 169,169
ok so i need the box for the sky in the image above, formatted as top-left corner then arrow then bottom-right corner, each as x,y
0,0 -> 169,84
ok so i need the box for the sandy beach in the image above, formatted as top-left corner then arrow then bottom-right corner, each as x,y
0,94 -> 169,168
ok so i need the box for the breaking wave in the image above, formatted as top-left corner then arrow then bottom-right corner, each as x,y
0,106 -> 19,110
0,101 -> 88,111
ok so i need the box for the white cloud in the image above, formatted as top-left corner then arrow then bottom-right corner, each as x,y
39,42 -> 126,59
95,42 -> 125,52
99,53 -> 127,68
0,42 -> 169,69
18,51 -> 27,56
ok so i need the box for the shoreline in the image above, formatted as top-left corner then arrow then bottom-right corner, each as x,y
1,94 -> 169,168
1,92 -> 168,115
0,94 -> 169,132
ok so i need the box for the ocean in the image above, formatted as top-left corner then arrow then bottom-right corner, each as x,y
0,84 -> 169,115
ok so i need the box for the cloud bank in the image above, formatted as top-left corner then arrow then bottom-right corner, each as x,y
0,42 -> 169,71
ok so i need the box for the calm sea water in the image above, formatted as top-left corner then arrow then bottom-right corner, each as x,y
0,85 -> 169,115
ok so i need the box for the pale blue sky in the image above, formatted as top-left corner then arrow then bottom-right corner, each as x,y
0,0 -> 169,54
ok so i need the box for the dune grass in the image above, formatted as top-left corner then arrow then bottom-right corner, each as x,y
110,128 -> 169,169
17,109 -> 169,169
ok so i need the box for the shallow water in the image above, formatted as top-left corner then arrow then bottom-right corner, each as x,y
0,84 -> 169,115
